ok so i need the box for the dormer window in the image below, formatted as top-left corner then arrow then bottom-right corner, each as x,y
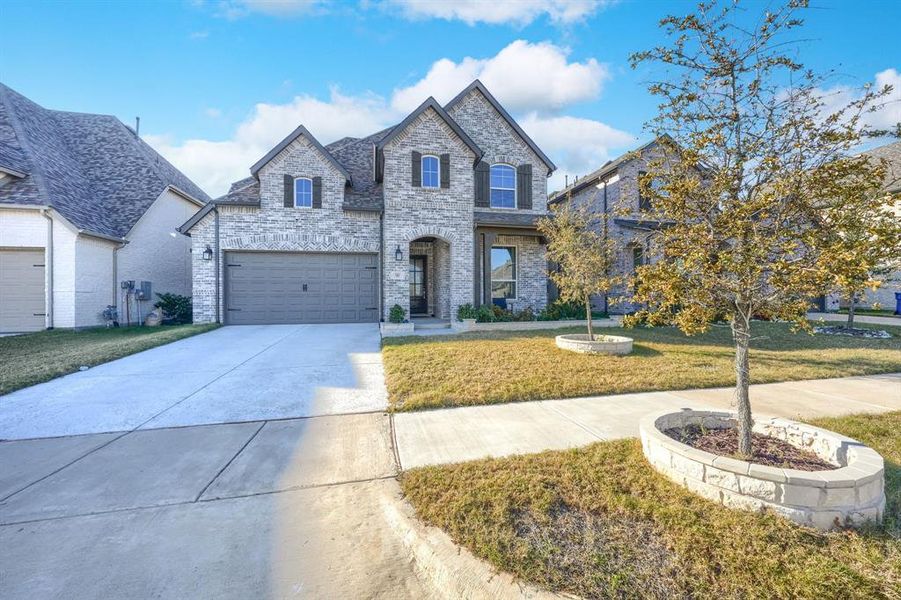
294,177 -> 312,208
490,164 -> 516,209
421,155 -> 439,188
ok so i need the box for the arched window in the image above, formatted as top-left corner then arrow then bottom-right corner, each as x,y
421,155 -> 439,188
490,164 -> 516,208
294,177 -> 312,208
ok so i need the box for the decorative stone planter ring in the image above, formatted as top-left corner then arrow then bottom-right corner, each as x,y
555,333 -> 633,355
639,410 -> 886,531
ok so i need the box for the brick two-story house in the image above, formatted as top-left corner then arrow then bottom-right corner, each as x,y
548,137 -> 670,314
180,80 -> 556,325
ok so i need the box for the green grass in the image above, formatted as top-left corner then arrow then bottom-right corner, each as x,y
401,411 -> 901,600
0,324 -> 219,395
382,322 -> 901,411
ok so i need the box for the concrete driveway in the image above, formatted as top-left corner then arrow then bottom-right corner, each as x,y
0,324 -> 429,598
0,323 -> 387,440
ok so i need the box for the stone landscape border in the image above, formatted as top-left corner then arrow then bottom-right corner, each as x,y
555,333 -> 634,355
639,409 -> 886,531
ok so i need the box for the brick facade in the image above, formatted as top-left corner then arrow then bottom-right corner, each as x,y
563,151 -> 663,314
188,83 -> 551,324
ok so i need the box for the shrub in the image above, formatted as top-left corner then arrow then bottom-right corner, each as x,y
513,307 -> 535,321
154,293 -> 192,324
456,303 -> 478,321
475,305 -> 495,323
388,304 -> 406,324
538,299 -> 584,321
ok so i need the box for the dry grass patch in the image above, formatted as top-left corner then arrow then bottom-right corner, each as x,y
401,411 -> 901,599
0,324 -> 219,395
383,322 -> 901,411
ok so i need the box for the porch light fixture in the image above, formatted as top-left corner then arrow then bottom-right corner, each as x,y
395,245 -> 403,261
202,245 -> 213,261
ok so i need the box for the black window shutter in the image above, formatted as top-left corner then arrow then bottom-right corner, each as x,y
312,176 -> 322,208
284,174 -> 294,207
411,151 -> 422,187
516,164 -> 532,209
475,161 -> 490,207
440,154 -> 450,188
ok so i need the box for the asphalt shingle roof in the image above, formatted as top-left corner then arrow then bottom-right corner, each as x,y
861,140 -> 901,193
0,83 -> 209,239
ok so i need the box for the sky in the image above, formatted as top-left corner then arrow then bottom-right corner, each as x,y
1,0 -> 899,197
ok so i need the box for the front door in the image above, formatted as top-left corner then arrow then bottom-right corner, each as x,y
409,255 -> 428,315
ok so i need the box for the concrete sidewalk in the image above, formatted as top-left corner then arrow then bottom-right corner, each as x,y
808,312 -> 901,327
393,373 -> 901,469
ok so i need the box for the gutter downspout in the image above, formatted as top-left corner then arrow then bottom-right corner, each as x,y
41,209 -> 54,329
214,206 -> 221,324
602,180 -> 609,315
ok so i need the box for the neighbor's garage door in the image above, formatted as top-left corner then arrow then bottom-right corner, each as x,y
0,249 -> 46,332
225,252 -> 378,325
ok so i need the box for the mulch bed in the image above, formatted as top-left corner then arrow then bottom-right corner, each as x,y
814,325 -> 892,339
664,424 -> 837,471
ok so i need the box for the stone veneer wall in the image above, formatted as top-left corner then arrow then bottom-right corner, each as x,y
381,108 -> 475,321
190,134 -> 381,323
640,410 -> 886,531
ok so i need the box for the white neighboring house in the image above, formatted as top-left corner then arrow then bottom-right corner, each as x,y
0,83 -> 210,333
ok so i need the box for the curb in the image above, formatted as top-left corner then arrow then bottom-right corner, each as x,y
379,489 -> 573,600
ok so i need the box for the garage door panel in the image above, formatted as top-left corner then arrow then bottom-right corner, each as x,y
225,252 -> 378,325
0,249 -> 46,332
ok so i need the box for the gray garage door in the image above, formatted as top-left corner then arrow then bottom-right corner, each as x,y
225,252 -> 379,325
0,249 -> 46,332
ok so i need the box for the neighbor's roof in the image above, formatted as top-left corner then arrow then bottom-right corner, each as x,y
860,139 -> 901,193
0,82 -> 210,239
547,137 -> 666,205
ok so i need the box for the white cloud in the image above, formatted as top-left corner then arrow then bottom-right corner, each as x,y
189,30 -> 210,40
383,0 -> 610,26
519,113 -> 635,193
145,42 -> 630,197
204,107 -> 223,118
813,68 -> 901,132
391,40 -> 607,114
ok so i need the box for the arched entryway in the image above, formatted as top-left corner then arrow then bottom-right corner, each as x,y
408,236 -> 451,319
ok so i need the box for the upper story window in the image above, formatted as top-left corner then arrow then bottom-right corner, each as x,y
421,155 -> 440,188
490,164 -> 516,209
294,177 -> 312,208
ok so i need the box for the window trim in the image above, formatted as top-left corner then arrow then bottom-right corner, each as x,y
489,163 -> 517,210
294,176 -> 313,208
421,154 -> 440,189
490,245 -> 518,300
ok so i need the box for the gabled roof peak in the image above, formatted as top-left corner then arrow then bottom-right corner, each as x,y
250,124 -> 352,183
375,96 -> 482,161
444,79 -> 557,174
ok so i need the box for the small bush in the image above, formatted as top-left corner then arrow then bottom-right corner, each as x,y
154,293 -> 192,324
388,304 -> 406,324
538,299 -> 584,321
456,303 -> 478,321
475,305 -> 495,323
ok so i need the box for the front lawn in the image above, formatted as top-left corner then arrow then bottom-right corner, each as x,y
0,324 -> 218,395
382,322 -> 901,411
401,411 -> 901,599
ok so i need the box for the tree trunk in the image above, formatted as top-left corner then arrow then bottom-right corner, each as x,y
585,298 -> 594,341
731,312 -> 753,458
847,295 -> 856,329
